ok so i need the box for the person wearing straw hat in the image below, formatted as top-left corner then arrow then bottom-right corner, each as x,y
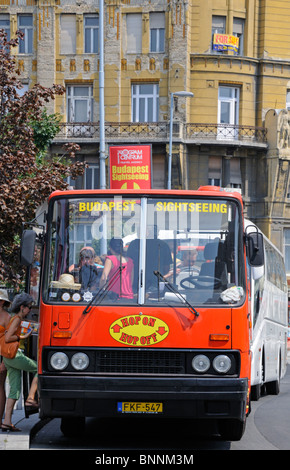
51,273 -> 81,290
0,289 -> 11,428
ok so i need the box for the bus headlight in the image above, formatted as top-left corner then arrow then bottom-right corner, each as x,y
50,352 -> 69,371
213,355 -> 231,373
71,352 -> 89,371
192,354 -> 210,373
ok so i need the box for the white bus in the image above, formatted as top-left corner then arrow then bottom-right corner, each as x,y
245,220 -> 288,401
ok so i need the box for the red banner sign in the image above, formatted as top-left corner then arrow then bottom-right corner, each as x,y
109,145 -> 152,189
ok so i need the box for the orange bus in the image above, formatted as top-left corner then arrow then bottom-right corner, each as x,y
21,187 -> 264,441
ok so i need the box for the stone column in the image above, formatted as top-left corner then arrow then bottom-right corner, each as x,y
36,1 -> 56,114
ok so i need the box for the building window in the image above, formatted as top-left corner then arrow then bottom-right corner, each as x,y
67,174 -> 77,189
85,164 -> 99,189
284,229 -> 290,274
84,15 -> 99,53
286,90 -> 290,110
218,86 -> 240,139
132,83 -> 159,122
18,15 -> 33,54
67,85 -> 93,122
152,154 -> 165,189
150,12 -> 165,52
218,86 -> 239,124
212,15 -> 226,53
67,163 -> 99,189
208,156 -> 222,186
228,158 -> 242,189
16,83 -> 29,97
60,14 -> 76,54
127,13 -> 142,53
0,14 -> 10,42
233,17 -> 244,56
69,223 -> 94,265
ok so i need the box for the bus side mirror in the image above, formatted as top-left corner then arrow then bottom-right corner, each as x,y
20,230 -> 36,266
247,232 -> 264,267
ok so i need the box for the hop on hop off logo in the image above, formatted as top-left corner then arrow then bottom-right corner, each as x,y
110,314 -> 169,346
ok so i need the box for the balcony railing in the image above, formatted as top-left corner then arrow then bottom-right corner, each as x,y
185,123 -> 267,144
54,122 -> 168,141
53,122 -> 267,147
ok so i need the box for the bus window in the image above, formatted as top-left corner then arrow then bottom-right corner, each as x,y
29,242 -> 42,305
141,197 -> 245,306
43,197 -> 141,305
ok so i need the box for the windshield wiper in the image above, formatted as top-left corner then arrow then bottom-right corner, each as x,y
83,265 -> 125,315
153,270 -> 199,318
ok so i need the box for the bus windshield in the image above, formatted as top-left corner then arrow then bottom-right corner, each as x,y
43,195 -> 245,307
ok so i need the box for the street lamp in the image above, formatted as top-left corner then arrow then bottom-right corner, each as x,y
167,91 -> 194,190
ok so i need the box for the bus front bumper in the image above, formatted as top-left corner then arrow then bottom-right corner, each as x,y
39,375 -> 249,421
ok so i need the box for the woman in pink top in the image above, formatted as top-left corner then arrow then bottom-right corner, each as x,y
100,238 -> 134,299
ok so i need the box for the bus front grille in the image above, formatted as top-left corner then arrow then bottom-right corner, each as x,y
96,349 -> 186,375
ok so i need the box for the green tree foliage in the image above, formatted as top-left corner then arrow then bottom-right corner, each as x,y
0,30 -> 85,286
30,109 -> 61,156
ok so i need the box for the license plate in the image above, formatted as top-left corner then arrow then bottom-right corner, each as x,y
117,402 -> 163,414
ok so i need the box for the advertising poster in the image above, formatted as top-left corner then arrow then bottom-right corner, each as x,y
109,145 -> 152,189
212,34 -> 239,53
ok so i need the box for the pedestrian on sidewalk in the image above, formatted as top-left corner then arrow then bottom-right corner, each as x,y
1,293 -> 38,433
0,290 -> 11,426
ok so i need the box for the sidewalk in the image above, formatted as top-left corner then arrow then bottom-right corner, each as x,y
0,407 -> 46,450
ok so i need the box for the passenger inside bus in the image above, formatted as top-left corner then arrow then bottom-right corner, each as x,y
69,246 -> 101,290
99,238 -> 134,299
172,248 -> 200,287
180,249 -> 199,272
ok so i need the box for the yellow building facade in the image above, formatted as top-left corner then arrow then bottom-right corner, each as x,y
2,0 -> 290,277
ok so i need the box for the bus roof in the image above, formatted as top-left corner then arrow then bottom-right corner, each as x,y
48,186 -> 244,204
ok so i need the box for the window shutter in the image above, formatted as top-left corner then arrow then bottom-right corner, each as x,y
208,156 -> 222,180
233,18 -> 244,35
150,12 -> 165,29
61,14 -> 76,54
230,158 -> 242,185
127,14 -> 142,53
212,16 -> 226,31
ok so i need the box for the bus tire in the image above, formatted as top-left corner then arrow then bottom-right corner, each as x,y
266,353 -> 281,395
266,379 -> 280,395
251,352 -> 265,401
218,418 -> 246,441
251,383 -> 261,401
60,417 -> 86,437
